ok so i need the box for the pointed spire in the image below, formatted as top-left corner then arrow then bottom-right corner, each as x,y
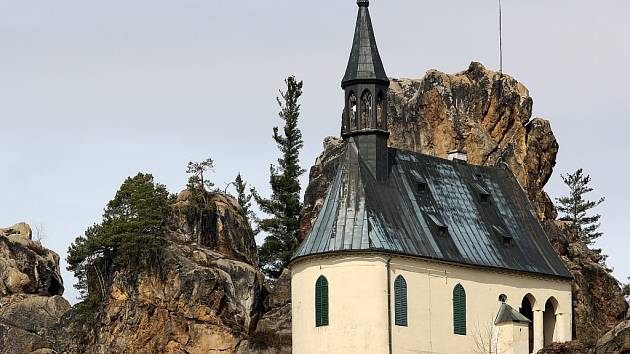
342,0 -> 389,88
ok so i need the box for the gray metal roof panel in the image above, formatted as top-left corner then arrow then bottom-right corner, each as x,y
495,303 -> 531,324
293,144 -> 572,279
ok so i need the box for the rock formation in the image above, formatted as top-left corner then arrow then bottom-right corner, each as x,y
594,320 -> 630,354
300,62 -> 627,349
543,220 -> 628,349
0,223 -> 70,354
53,191 -> 289,354
254,269 -> 292,352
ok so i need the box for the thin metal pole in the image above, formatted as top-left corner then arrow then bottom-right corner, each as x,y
499,0 -> 503,75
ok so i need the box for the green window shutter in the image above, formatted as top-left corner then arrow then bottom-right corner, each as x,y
394,275 -> 408,326
315,276 -> 329,327
453,284 -> 466,335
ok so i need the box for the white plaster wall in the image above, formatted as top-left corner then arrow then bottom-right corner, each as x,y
497,322 -> 530,354
291,253 -> 572,354
291,255 -> 390,354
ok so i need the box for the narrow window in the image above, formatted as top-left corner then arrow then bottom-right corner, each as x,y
472,182 -> 491,205
394,275 -> 408,326
376,91 -> 384,128
453,284 -> 466,335
348,92 -> 358,129
415,174 -> 428,194
315,276 -> 329,327
428,213 -> 448,236
361,90 -> 372,129
492,225 -> 513,246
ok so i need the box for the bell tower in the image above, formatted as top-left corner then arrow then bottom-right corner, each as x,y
341,0 -> 390,181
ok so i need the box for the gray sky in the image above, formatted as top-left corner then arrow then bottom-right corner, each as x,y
1,0 -> 628,303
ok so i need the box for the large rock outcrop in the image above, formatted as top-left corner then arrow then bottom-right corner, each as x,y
299,62 -> 627,347
173,191 -> 258,266
0,223 -> 70,354
56,191 -> 289,354
387,62 -> 558,221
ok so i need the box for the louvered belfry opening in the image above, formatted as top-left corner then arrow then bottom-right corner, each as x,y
315,276 -> 329,327
394,275 -> 408,326
453,284 -> 467,335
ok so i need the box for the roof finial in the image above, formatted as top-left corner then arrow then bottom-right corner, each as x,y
357,0 -> 369,7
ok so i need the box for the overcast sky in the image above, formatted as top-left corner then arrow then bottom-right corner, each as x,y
1,0 -> 628,303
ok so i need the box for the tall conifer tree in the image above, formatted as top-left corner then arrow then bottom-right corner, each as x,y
253,76 -> 305,278
555,168 -> 605,245
234,173 -> 255,224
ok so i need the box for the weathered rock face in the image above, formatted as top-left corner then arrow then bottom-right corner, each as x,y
56,192 -> 289,354
253,269 -> 292,352
595,320 -> 630,354
173,191 -> 259,266
0,223 -> 70,354
61,242 -> 266,353
299,63 -> 627,348
545,221 -> 628,346
387,62 -> 558,221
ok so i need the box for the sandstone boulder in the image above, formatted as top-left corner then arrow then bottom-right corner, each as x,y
0,224 -> 63,298
0,223 -> 69,354
173,191 -> 258,266
0,222 -> 32,240
595,320 -> 630,354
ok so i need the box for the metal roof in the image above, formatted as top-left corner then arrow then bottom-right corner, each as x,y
495,303 -> 531,325
341,0 -> 389,88
293,140 -> 572,279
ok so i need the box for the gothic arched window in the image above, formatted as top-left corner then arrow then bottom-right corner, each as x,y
376,91 -> 385,129
348,92 -> 358,129
453,284 -> 466,335
394,275 -> 408,326
361,90 -> 372,129
315,276 -> 329,327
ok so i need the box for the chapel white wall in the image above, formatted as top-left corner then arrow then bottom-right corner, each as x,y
291,253 -> 572,354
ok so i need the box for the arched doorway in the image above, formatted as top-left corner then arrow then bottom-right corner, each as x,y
544,297 -> 559,346
520,294 -> 535,353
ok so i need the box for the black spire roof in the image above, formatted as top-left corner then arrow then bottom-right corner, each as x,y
342,0 -> 389,88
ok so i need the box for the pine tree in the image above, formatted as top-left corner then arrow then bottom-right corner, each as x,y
67,173 -> 172,300
234,173 -> 255,223
555,168 -> 605,245
253,76 -> 305,278
186,158 -> 215,203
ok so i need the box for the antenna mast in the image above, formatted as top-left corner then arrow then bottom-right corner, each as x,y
499,0 -> 503,75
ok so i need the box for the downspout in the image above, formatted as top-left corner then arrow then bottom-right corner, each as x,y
386,256 -> 393,354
